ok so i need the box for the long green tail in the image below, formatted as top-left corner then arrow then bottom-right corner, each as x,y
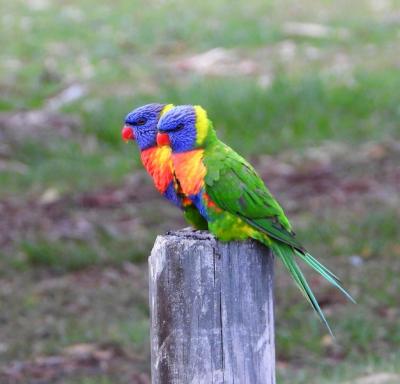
271,242 -> 355,335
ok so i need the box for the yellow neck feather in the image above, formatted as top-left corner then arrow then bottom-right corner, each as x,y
194,105 -> 209,146
160,104 -> 174,117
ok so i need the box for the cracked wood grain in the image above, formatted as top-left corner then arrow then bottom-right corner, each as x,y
149,229 -> 275,384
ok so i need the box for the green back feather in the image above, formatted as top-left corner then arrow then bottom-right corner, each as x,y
204,141 -> 299,247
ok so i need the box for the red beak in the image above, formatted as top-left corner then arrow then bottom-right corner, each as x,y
122,125 -> 135,141
157,132 -> 171,146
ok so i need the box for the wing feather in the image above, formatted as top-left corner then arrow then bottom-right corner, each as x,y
204,142 -> 304,251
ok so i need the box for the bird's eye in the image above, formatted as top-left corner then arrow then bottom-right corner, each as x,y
136,118 -> 147,126
174,123 -> 184,131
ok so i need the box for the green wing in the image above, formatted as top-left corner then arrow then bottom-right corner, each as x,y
204,141 -> 305,251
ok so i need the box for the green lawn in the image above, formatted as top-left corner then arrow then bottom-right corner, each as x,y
0,0 -> 399,382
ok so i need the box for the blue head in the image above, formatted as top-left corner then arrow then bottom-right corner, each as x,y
122,103 -> 173,151
157,105 -> 211,153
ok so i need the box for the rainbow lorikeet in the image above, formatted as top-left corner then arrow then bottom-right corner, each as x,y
121,103 -> 207,230
156,105 -> 354,333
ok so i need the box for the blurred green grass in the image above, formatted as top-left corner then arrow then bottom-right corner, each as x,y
1,0 -> 400,200
1,0 -> 400,383
2,71 -> 400,198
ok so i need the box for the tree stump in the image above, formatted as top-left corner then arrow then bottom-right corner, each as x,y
149,229 -> 275,384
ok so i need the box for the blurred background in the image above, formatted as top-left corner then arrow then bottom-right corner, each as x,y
0,0 -> 400,383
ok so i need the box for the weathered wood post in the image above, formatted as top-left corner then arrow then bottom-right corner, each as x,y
149,229 -> 275,384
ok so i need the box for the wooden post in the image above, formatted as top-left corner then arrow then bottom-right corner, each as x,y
149,229 -> 275,384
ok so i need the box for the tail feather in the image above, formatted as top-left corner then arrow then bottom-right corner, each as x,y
299,252 -> 341,282
272,242 -> 355,335
295,251 -> 356,304
271,243 -> 334,336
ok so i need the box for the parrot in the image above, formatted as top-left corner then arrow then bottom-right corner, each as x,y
156,104 -> 354,333
121,103 -> 207,230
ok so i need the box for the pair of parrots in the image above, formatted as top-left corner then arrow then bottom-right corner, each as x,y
121,103 -> 354,334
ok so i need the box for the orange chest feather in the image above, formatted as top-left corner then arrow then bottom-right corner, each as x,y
140,147 -> 174,193
172,150 -> 206,195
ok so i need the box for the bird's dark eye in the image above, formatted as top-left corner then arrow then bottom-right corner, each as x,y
174,123 -> 184,131
136,118 -> 147,126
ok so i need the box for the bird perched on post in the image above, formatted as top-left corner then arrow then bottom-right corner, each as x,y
121,103 -> 207,230
156,104 -> 354,333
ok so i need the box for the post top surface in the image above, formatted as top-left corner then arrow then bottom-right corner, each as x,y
161,228 -> 269,252
164,228 -> 215,241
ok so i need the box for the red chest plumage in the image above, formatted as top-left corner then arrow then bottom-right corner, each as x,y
172,149 -> 206,196
140,147 -> 174,193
